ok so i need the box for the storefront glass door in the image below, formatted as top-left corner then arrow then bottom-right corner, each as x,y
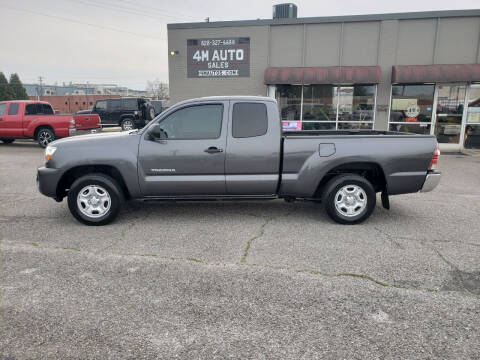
433,84 -> 467,147
464,84 -> 480,149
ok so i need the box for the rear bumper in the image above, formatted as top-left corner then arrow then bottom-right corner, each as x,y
37,167 -> 63,199
75,128 -> 101,136
420,171 -> 441,192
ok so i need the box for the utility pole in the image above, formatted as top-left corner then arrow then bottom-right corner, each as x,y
38,76 -> 43,100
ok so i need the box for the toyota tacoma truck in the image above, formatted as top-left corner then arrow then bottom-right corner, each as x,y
0,100 -> 100,147
37,96 -> 441,225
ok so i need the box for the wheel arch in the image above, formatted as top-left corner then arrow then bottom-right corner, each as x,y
56,164 -> 131,200
314,161 -> 387,198
34,125 -> 55,138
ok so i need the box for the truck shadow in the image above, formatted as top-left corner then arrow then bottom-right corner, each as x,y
115,198 -> 405,225
1,141 -> 42,149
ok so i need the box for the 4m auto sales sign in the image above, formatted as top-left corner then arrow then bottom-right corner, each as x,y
187,38 -> 250,78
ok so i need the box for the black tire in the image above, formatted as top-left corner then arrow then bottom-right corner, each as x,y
0,138 -> 15,144
120,118 -> 135,131
36,127 -> 55,148
142,103 -> 155,121
322,174 -> 376,225
67,173 -> 124,226
146,106 -> 155,121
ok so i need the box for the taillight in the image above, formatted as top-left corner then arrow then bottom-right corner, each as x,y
69,117 -> 76,128
428,144 -> 440,170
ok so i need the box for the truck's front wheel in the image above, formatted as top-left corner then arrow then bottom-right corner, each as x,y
120,118 -> 134,131
322,174 -> 376,224
67,173 -> 123,226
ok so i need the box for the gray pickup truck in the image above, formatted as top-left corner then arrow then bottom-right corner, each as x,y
37,96 -> 441,226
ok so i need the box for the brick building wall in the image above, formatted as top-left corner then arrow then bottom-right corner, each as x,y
28,95 -> 120,114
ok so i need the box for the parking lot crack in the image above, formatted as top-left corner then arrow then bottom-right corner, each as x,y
296,269 -> 401,288
241,210 -> 292,263
429,247 -> 479,295
6,242 -> 479,298
374,227 -> 405,249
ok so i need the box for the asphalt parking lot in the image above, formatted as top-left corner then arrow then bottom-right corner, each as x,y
1,141 -> 479,359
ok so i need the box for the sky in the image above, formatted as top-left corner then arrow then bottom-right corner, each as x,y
0,0 -> 479,90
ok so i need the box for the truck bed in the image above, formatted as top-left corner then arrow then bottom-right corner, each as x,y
283,130 -> 419,137
280,131 -> 437,197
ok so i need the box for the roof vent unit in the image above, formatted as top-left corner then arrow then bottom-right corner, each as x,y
273,3 -> 297,19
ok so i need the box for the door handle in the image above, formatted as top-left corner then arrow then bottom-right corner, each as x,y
204,146 -> 223,154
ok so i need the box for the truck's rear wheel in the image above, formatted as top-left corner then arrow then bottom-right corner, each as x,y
67,173 -> 123,226
322,174 -> 376,224
37,128 -> 55,147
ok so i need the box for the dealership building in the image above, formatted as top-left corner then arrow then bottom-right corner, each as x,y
167,7 -> 480,151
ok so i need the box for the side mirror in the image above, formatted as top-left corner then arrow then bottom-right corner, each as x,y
148,123 -> 167,141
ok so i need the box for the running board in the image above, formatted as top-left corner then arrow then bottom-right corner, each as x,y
142,194 -> 277,201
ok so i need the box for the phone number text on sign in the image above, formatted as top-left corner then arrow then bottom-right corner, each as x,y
187,37 -> 250,78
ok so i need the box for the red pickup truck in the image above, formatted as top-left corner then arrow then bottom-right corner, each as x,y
0,100 -> 100,147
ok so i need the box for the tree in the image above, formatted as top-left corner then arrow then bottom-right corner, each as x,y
0,72 -> 15,101
9,73 -> 29,100
146,79 -> 169,100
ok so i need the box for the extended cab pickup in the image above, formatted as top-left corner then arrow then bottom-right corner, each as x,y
0,100 -> 100,147
37,96 -> 441,225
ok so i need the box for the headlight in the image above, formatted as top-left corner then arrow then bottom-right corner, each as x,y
45,146 -> 57,162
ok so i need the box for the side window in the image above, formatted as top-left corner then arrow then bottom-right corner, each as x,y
232,103 -> 268,138
41,104 -> 54,115
0,104 -> 6,116
123,98 -> 138,111
25,104 -> 37,115
158,104 -> 223,139
7,103 -> 19,115
95,100 -> 107,111
108,99 -> 122,111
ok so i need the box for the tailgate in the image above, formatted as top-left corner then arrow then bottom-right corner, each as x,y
74,114 -> 100,130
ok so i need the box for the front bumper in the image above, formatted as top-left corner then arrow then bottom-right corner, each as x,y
420,171 -> 441,192
37,167 -> 64,200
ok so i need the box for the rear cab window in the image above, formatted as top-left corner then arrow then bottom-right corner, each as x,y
25,103 -> 54,115
40,104 -> 54,114
0,103 -> 5,116
232,102 -> 268,138
25,104 -> 37,115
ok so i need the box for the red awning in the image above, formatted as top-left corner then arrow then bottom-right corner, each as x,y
264,66 -> 382,85
392,64 -> 480,83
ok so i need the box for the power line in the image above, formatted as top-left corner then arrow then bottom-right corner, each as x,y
0,4 -> 167,40
81,0 -> 199,20
97,0 -> 199,20
62,0 -> 196,22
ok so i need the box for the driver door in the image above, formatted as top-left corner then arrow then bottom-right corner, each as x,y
138,101 -> 228,196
